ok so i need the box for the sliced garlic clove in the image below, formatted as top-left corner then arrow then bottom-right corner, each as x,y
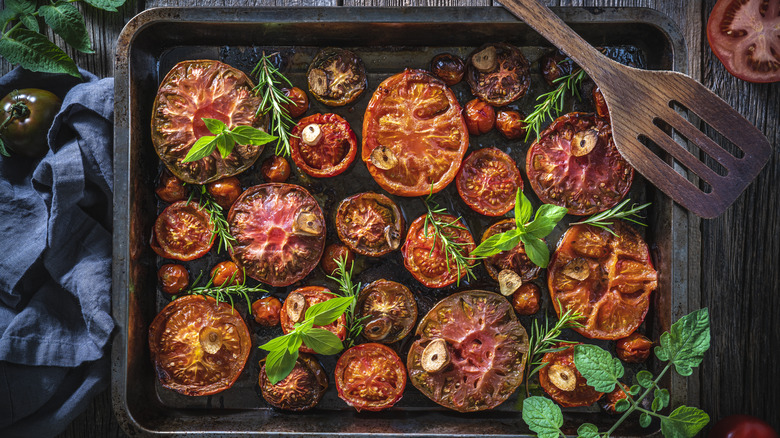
571,129 -> 599,157
370,145 -> 398,170
562,258 -> 590,281
384,225 -> 401,250
472,46 -> 498,72
301,123 -> 323,146
363,317 -> 392,341
286,292 -> 307,323
308,68 -> 329,96
293,210 -> 323,236
421,338 -> 451,373
498,269 -> 523,296
199,327 -> 223,354
548,364 -> 577,391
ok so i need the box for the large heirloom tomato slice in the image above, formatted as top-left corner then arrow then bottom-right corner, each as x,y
259,353 -> 328,411
481,219 -> 541,283
548,222 -> 658,340
539,343 -> 604,407
335,192 -> 404,257
148,295 -> 251,396
151,60 -> 264,184
408,290 -> 529,412
154,200 -> 215,261
356,279 -> 418,343
228,184 -> 325,287
526,112 -> 633,216
362,69 -> 469,197
456,148 -> 523,217
290,113 -> 357,178
466,43 -> 531,106
401,213 -> 476,288
335,343 -> 406,412
280,286 -> 347,354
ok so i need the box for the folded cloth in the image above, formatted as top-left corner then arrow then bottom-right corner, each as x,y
0,67 -> 114,437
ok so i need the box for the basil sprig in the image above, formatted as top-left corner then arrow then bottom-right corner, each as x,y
470,189 -> 567,268
182,118 -> 276,163
521,308 -> 711,438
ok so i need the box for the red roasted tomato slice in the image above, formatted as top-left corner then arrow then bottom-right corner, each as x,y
290,113 -> 357,178
407,290 -> 529,412
356,279 -> 418,344
481,219 -> 541,283
401,213 -> 476,288
335,343 -> 407,412
228,184 -> 325,287
335,192 -> 404,257
259,353 -> 328,411
279,286 -> 347,354
539,343 -> 604,407
456,148 -> 523,217
153,200 -> 214,261
526,112 -> 633,216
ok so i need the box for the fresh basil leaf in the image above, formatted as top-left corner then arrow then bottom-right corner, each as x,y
660,406 -> 709,438
264,347 -> 299,385
301,328 -> 344,355
305,296 -> 353,326
615,398 -> 630,413
521,396 -> 564,438
182,135 -> 217,163
6,0 -> 35,14
654,388 -> 670,409
39,2 -> 94,53
19,13 -> 38,32
577,422 -> 599,438
573,344 -> 624,393
515,189 -> 532,230
287,332 -> 302,354
525,204 -> 569,239
655,308 -> 710,376
637,370 -> 654,388
214,133 -> 229,158
258,333 -> 293,352
470,229 -> 523,257
520,235 -> 550,268
82,0 -> 126,12
230,125 -> 277,146
640,412 -> 652,428
0,28 -> 80,77
203,118 -> 227,135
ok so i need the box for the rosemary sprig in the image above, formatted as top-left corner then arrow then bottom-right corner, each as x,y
251,52 -> 295,157
523,67 -> 588,142
421,192 -> 477,285
571,198 -> 651,235
326,254 -> 369,348
188,185 -> 237,253
184,269 -> 267,310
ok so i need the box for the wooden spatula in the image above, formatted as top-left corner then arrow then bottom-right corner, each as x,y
500,0 -> 772,218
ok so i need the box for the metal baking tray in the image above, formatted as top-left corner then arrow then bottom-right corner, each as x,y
113,6 -> 696,437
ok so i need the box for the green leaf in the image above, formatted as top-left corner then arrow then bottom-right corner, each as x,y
655,388 -> 670,409
39,2 -> 94,53
306,296 -> 353,326
0,137 -> 10,157
652,396 -> 662,412
182,135 -> 217,163
287,332 -> 302,354
264,347 -> 299,385
470,229 -> 523,257
660,406 -> 710,438
203,118 -> 227,135
629,384 -> 642,396
229,125 -> 277,146
214,133 -> 230,158
615,398 -> 630,413
573,344 -> 624,393
521,235 -> 551,268
637,370 -> 654,388
525,204 -> 568,239
6,0 -> 35,14
0,28 -> 80,77
258,333 -> 293,352
521,396 -> 564,438
19,13 -> 38,32
82,0 -> 126,12
0,8 -> 18,25
301,328 -> 344,355
577,423 -> 599,438
515,189 -> 532,230
655,308 -> 710,376
640,412 -> 652,428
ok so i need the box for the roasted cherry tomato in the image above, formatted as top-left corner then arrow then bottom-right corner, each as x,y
252,296 -> 282,327
616,332 -> 653,363
707,0 -> 780,83
0,88 -> 61,158
408,290 -> 529,412
512,283 -> 541,315
540,49 -> 574,86
228,184 -> 325,287
210,260 -> 244,286
481,219 -> 541,284
151,60 -> 264,184
290,113 -> 357,178
280,286 -> 347,354
336,192 -> 404,257
259,155 -> 291,183
430,52 -> 466,86
463,98 -> 495,135
526,112 -> 634,216
401,213 -> 475,288
592,86 -> 609,119
548,222 -> 658,340
362,69 -> 469,197
601,383 -> 630,414
154,200 -> 215,261
496,109 -> 527,140
206,176 -> 242,210
158,263 -> 189,295
539,343 -> 604,407
320,243 -> 355,276
259,353 -> 327,411
709,414 -> 780,438
307,47 -> 367,107
356,279 -> 418,344
456,148 -> 523,217
155,169 -> 188,203
148,295 -> 251,396
281,87 -> 309,118
466,43 -> 531,106
335,343 -> 406,412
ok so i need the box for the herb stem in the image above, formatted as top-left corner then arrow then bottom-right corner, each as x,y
251,52 -> 295,157
604,362 -> 672,437
421,193 -> 476,284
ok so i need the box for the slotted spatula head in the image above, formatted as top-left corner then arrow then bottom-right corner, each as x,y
500,0 -> 772,218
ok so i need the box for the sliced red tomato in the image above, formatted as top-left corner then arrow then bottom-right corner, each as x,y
707,0 -> 780,83
539,343 -> 604,407
356,279 -> 418,344
279,286 -> 347,354
153,200 -> 214,261
335,192 -> 404,257
290,113 -> 357,178
259,353 -> 328,411
456,148 -> 523,217
335,343 -> 406,412
481,219 -> 541,283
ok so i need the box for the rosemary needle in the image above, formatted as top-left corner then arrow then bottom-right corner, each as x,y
251,52 -> 295,157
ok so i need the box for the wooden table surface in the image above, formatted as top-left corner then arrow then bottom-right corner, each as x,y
2,0 -> 777,436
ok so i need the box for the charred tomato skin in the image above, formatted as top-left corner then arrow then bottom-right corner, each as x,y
356,279 -> 418,344
463,98 -> 495,135
592,86 -> 610,119
456,148 -> 523,217
158,263 -> 189,294
307,47 -> 368,107
539,343 -> 604,407
320,243 -> 355,276
466,43 -> 531,106
481,219 -> 541,282
259,353 -> 328,411
155,169 -> 188,203
430,53 -> 466,86
210,260 -> 244,287
615,332 -> 653,363
280,286 -> 347,354
154,200 -> 215,261
281,87 -> 309,118
290,113 -> 357,178
495,109 -> 527,140
260,155 -> 291,183
336,192 -> 405,257
252,296 -> 282,327
335,343 -> 407,412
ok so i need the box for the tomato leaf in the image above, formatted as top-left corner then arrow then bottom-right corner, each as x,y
640,412 -> 652,428
470,228 -> 523,257
655,388 -> 670,410
515,189 -> 532,231
577,422 -> 599,438
521,396 -> 564,438
6,0 -> 35,14
660,406 -> 709,438
39,2 -> 94,54
525,203 -> 568,239
573,344 -> 624,393
264,346 -> 299,385
637,370 -> 654,388
301,328 -> 344,355
305,296 -> 353,326
654,308 -> 710,376
629,384 -> 642,396
520,235 -> 550,268
19,13 -> 39,32
615,398 -> 630,413
82,0 -> 127,12
203,117 -> 227,135
182,135 -> 217,163
0,28 -> 80,78
0,137 -> 10,157
229,125 -> 277,146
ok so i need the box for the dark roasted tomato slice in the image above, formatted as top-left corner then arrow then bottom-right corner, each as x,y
151,60 -> 265,184
430,52 -> 466,86
148,295 -> 251,396
539,343 -> 604,407
401,213 -> 476,288
155,169 -> 188,203
290,113 -> 357,178
707,0 -> 780,83
356,279 -> 418,343
259,353 -> 328,411
526,112 -> 633,216
335,343 -> 406,412
362,69 -> 469,197
466,43 -> 531,106
228,184 -> 325,287
280,286 -> 347,354
481,219 -> 541,283
408,290 -> 529,412
307,47 -> 368,107
540,49 -> 574,86
456,148 -> 523,217
336,192 -> 404,257
548,222 -> 658,340
154,200 -> 214,261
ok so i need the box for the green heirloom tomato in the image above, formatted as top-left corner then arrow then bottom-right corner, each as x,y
0,88 -> 62,159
